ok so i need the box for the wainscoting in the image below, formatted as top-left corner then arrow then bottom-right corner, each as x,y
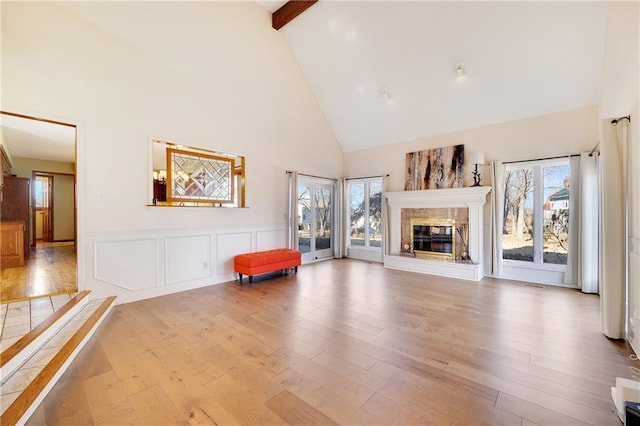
84,225 -> 286,304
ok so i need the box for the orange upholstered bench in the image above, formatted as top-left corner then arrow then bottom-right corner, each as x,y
234,248 -> 301,284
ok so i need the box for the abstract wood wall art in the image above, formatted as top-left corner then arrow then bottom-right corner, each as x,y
405,144 -> 464,190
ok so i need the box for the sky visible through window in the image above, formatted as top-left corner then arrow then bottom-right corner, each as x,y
523,163 -> 570,209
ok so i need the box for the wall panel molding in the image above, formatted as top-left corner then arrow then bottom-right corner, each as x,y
86,224 -> 286,304
94,238 -> 159,291
165,234 -> 211,285
216,232 -> 252,276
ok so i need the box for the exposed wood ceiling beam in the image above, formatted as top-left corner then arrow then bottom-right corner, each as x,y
272,1 -> 317,30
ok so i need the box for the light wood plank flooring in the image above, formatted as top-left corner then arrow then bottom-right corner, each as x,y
1,242 -> 77,303
26,259 -> 637,425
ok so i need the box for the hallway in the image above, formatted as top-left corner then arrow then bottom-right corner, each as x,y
1,242 -> 76,303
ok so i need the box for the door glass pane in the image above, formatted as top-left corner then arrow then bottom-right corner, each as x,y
503,168 -> 534,262
368,181 -> 382,247
543,164 -> 570,264
314,188 -> 331,250
349,183 -> 365,246
297,186 -> 311,253
34,179 -> 44,208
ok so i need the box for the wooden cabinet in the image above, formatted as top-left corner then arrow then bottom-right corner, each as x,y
0,176 -> 30,259
1,145 -> 11,202
153,179 -> 167,202
0,221 -> 25,268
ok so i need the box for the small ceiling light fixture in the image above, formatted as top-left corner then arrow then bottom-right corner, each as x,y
381,88 -> 391,100
455,61 -> 466,79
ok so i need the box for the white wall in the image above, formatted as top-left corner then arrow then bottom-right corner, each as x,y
2,2 -> 343,302
599,2 -> 639,120
598,1 -> 640,343
343,106 -> 599,282
343,106 -> 599,191
53,174 -> 75,241
10,157 -> 75,176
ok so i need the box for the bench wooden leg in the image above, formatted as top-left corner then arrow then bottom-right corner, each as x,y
294,266 -> 298,274
249,275 -> 253,284
238,273 -> 243,284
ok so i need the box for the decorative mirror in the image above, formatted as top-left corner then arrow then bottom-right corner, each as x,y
151,139 -> 245,207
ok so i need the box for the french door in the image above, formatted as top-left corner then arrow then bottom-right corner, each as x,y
297,177 -> 334,263
501,158 -> 572,285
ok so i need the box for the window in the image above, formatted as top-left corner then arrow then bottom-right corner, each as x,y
152,139 -> 245,207
503,159 -> 570,267
34,179 -> 46,208
297,178 -> 335,261
348,178 -> 382,249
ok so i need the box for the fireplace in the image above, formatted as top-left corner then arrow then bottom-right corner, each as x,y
383,187 -> 492,281
411,218 -> 455,260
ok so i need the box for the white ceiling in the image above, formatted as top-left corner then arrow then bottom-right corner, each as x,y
1,114 -> 76,163
269,1 -> 609,152
2,2 -> 609,160
256,1 -> 287,13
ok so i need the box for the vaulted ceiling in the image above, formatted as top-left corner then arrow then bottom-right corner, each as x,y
261,1 -> 608,152
2,1 -> 610,160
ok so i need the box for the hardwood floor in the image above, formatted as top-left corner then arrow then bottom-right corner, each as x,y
26,259 -> 636,425
0,242 -> 77,303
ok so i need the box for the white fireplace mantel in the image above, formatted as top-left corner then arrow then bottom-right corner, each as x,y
383,186 -> 492,281
385,186 -> 492,209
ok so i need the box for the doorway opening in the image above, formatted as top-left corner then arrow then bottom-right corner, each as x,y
34,174 -> 53,243
31,171 -> 76,248
297,176 -> 335,264
1,111 -> 78,302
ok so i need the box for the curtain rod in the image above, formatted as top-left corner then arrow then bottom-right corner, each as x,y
502,153 -> 581,165
611,115 -> 631,125
286,171 -> 389,181
345,174 -> 389,181
589,143 -> 600,157
285,170 -> 336,181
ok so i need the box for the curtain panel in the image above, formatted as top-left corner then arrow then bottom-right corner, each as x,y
600,119 -> 628,339
286,171 -> 298,250
334,178 -> 347,258
489,161 -> 505,277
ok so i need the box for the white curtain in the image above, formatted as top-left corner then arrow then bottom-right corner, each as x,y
381,174 -> 390,256
489,161 -> 505,276
580,153 -> 600,294
286,171 -> 298,250
601,119 -> 629,339
334,178 -> 347,258
565,156 -> 581,286
565,154 -> 600,293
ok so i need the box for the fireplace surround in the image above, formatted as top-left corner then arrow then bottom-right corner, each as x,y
384,186 -> 491,281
